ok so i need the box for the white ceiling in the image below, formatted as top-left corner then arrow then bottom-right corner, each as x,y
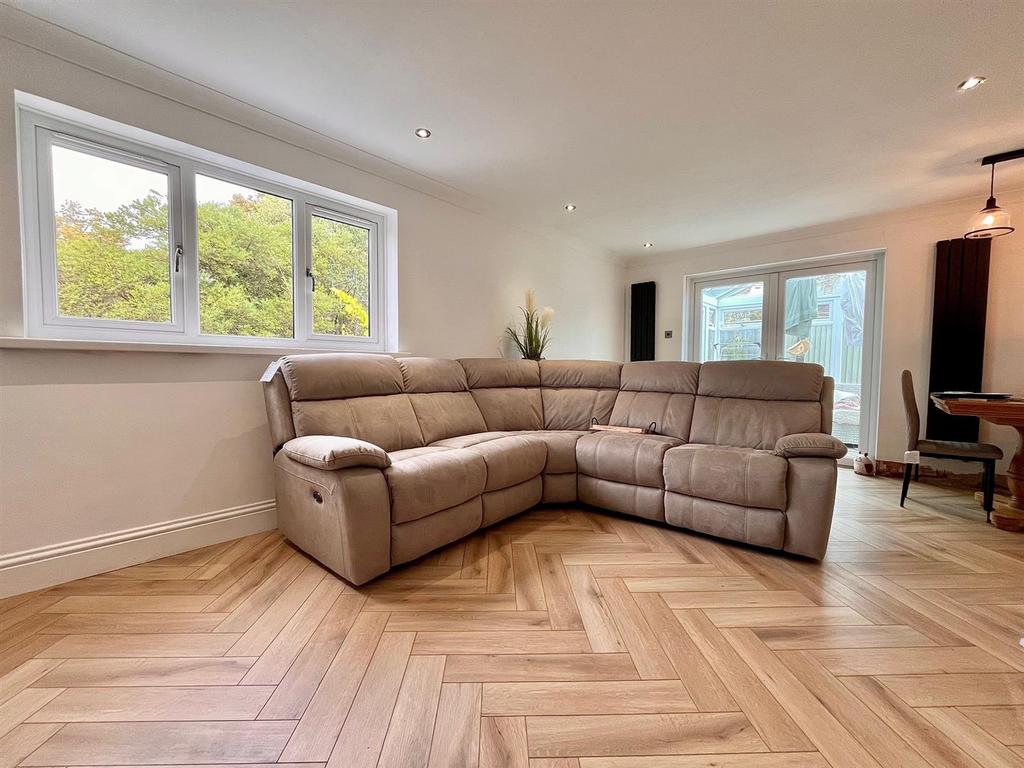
10,0 -> 1024,257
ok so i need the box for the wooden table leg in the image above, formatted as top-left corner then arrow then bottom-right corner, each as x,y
992,425 -> 1024,532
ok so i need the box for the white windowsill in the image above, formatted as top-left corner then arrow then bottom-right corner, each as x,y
0,336 -> 408,357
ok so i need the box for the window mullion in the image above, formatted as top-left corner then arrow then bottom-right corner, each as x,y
164,162 -> 185,334
764,272 -> 780,361
294,197 -> 310,343
179,160 -> 200,338
371,221 -> 382,344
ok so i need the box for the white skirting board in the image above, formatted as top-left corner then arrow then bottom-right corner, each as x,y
0,500 -> 278,598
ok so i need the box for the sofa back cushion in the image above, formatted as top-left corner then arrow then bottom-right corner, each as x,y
291,395 -> 424,451
609,361 -> 701,440
400,358 -> 469,393
268,354 -> 828,454
689,360 -> 824,449
283,353 -> 424,451
459,358 -> 543,431
540,360 -> 622,430
400,358 -> 487,443
280,353 -> 405,400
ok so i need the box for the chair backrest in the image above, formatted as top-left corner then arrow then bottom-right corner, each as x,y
901,369 -> 920,451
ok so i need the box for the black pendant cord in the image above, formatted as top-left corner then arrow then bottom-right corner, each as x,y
985,163 -> 997,208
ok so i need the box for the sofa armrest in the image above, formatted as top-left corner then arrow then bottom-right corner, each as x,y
774,433 -> 847,459
282,435 -> 391,471
273,453 -> 390,585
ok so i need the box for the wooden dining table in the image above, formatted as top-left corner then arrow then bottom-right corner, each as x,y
930,395 -> 1024,531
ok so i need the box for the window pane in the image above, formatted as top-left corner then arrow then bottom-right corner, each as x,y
51,144 -> 171,323
196,175 -> 293,337
697,281 -> 764,361
783,271 -> 866,449
311,214 -> 370,337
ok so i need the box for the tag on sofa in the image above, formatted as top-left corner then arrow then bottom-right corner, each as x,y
589,423 -> 652,434
260,360 -> 281,383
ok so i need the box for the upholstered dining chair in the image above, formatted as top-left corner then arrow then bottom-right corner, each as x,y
900,369 -> 1002,519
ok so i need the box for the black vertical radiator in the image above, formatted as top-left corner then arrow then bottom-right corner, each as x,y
630,281 -> 656,361
926,238 -> 992,442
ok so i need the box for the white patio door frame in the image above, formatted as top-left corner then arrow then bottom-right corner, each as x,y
685,250 -> 884,458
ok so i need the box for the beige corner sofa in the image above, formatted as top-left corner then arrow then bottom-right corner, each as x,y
261,355 -> 846,585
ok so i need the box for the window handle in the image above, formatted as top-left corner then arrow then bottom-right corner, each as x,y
306,267 -> 316,292
174,245 -> 183,273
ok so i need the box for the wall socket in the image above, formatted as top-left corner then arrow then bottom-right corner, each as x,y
664,330 -> 673,339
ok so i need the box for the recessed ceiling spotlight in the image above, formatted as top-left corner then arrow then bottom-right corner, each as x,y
414,127 -> 431,138
642,242 -> 654,248
564,203 -> 576,212
958,76 -> 987,91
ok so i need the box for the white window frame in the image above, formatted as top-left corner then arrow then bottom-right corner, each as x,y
305,203 -> 382,343
16,93 -> 398,352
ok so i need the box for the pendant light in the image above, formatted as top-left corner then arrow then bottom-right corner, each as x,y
965,149 -> 1022,239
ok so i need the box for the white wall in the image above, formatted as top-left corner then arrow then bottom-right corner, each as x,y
0,19 -> 624,579
625,192 -> 1024,473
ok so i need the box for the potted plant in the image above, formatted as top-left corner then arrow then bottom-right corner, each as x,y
505,289 -> 554,360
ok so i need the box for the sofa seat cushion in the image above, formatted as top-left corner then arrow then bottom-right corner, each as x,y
576,431 -> 683,488
663,444 -> 788,511
526,430 -> 588,474
389,446 -> 450,462
431,430 -> 587,475
384,447 -> 486,524
467,435 -> 547,491
430,431 -> 520,449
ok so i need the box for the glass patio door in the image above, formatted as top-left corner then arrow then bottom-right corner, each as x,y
690,255 -> 879,455
779,265 -> 875,452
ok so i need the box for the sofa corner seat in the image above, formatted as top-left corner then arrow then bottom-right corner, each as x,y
262,354 -> 843,585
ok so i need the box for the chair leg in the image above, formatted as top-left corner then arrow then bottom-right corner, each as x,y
913,463 -> 920,481
982,460 -> 995,521
900,463 -> 913,508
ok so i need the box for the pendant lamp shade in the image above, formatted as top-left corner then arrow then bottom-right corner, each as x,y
965,162 -> 1014,239
965,199 -> 1014,239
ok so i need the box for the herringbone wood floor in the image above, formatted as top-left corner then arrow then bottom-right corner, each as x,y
3,471 -> 1024,767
